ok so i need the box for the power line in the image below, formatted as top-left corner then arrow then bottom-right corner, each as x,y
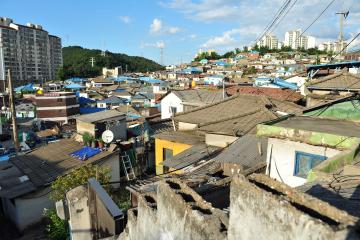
330,32 -> 360,61
255,0 -> 292,44
289,0 -> 337,49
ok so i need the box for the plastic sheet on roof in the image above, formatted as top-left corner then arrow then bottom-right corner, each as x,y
71,147 -> 101,161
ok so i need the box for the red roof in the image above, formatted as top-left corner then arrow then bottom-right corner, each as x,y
226,86 -> 303,103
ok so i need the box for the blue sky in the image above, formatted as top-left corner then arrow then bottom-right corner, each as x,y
2,0 -> 360,65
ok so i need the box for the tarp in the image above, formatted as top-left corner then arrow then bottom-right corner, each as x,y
15,84 -> 35,93
71,146 -> 101,161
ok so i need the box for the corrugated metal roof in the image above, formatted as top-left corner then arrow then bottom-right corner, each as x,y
163,144 -> 220,169
213,135 -> 267,168
76,109 -> 125,123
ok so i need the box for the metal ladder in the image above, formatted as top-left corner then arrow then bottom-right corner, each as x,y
121,151 -> 136,181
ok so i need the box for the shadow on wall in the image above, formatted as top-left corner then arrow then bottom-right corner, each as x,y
304,184 -> 360,218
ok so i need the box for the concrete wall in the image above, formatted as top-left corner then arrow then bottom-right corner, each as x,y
109,119 -> 127,141
119,175 -> 360,240
266,138 -> 341,187
178,122 -> 197,131
66,186 -> 92,240
76,121 -> 96,136
161,92 -> 183,119
119,179 -> 228,240
100,153 -> 121,189
205,133 -> 238,147
228,174 -> 359,240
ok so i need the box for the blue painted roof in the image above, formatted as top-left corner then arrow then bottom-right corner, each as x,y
97,96 -> 128,104
307,61 -> 360,72
78,97 -> 95,105
65,83 -> 86,90
139,77 -> 163,84
79,107 -> 106,114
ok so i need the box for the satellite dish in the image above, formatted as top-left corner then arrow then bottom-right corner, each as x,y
102,130 -> 114,143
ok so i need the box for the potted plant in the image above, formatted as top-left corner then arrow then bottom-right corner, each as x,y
98,139 -> 104,149
82,132 -> 91,146
91,137 -> 97,148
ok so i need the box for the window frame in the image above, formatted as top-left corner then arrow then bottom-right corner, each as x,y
294,151 -> 327,178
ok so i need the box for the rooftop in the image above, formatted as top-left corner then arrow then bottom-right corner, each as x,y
163,144 -> 220,170
76,109 -> 125,123
2,139 -> 116,197
171,89 -> 225,106
173,94 -> 303,136
307,70 -> 360,91
273,116 -> 360,138
154,131 -> 204,145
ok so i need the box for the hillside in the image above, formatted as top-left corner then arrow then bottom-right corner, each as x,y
57,46 -> 164,79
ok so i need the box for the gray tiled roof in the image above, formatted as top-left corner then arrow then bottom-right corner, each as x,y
173,89 -> 225,106
11,139 -> 116,188
307,71 -> 360,90
173,94 -> 303,136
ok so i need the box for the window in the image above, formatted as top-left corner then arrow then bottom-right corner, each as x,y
294,151 -> 327,178
169,106 -> 177,115
163,148 -> 173,161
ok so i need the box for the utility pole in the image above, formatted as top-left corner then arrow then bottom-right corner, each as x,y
160,47 -> 164,65
7,70 -> 20,152
89,57 -> 96,67
336,11 -> 349,42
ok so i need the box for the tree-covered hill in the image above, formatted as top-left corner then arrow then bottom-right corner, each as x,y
57,46 -> 164,79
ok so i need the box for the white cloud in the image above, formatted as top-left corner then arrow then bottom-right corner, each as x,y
149,18 -> 181,35
141,41 -> 165,49
163,0 -> 360,47
120,16 -> 131,24
168,27 -> 181,34
150,18 -> 163,34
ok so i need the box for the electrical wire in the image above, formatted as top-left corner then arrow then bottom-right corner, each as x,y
255,0 -> 292,44
289,0 -> 337,49
330,32 -> 360,62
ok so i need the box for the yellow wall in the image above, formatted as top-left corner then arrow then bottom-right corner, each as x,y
155,138 -> 192,175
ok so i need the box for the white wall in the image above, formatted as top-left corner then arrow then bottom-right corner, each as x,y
266,138 -> 341,187
205,133 -> 238,147
160,92 -> 183,119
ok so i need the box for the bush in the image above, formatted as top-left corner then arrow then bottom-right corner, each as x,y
50,165 -> 111,201
44,209 -> 69,240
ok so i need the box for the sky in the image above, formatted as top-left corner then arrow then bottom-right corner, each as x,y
2,0 -> 360,65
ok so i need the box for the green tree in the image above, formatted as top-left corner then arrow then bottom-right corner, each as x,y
61,46 -> 164,78
50,165 -> 111,201
44,209 -> 69,240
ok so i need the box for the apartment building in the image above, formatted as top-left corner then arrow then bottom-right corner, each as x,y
257,34 -> 279,50
318,41 -> 347,53
0,17 -> 62,86
36,92 -> 79,124
284,29 -> 316,50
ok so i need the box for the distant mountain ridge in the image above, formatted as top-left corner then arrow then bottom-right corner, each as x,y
58,46 -> 164,79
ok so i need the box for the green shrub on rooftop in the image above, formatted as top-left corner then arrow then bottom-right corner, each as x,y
50,165 -> 111,201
